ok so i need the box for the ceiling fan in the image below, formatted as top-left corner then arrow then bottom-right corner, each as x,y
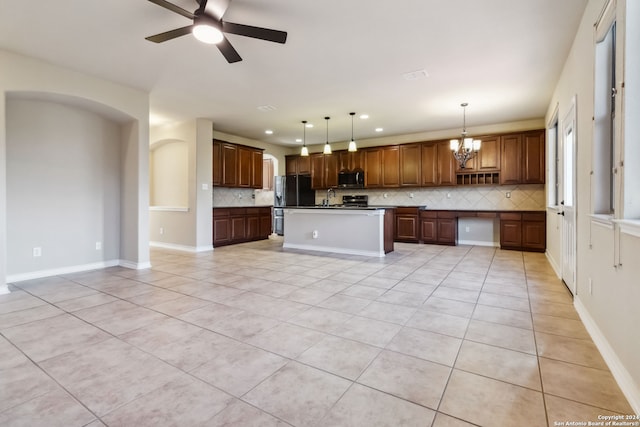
145,0 -> 287,63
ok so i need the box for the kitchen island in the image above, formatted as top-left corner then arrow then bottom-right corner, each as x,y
283,207 -> 394,257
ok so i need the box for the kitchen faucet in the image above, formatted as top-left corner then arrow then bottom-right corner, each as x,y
326,188 -> 336,206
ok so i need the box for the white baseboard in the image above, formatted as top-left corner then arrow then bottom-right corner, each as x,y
283,242 -> 384,258
545,250 -> 562,278
150,241 -> 214,253
0,285 -> 10,295
574,296 -> 640,415
118,260 -> 152,270
457,239 -> 499,247
7,260 -> 121,283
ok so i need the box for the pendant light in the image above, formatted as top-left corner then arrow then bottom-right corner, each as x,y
348,112 -> 357,152
300,120 -> 309,157
450,103 -> 481,169
323,116 -> 332,154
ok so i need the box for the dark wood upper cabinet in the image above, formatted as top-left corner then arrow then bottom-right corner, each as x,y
310,153 -> 325,189
212,140 -> 222,186
324,153 -> 338,188
364,148 -> 383,187
238,146 -> 252,187
221,142 -> 238,187
500,131 -> 545,185
522,130 -> 545,184
214,140 -> 263,189
420,142 -> 438,186
286,155 -> 312,175
437,141 -> 457,186
338,150 -> 363,171
500,134 -> 523,185
285,155 -> 298,175
298,155 -> 311,174
400,144 -> 421,186
382,146 -> 400,187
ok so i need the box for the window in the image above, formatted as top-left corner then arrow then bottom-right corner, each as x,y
593,1 -> 616,215
547,112 -> 559,207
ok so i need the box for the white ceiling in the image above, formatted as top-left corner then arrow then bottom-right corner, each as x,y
0,0 -> 588,146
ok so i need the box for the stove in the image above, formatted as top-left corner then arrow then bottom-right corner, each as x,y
342,195 -> 368,207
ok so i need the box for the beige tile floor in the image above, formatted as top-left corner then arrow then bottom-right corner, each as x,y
0,238 -> 634,426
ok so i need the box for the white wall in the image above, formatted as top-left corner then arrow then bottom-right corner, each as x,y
149,118 -> 213,252
545,0 -> 640,412
0,49 -> 150,289
6,98 -> 122,275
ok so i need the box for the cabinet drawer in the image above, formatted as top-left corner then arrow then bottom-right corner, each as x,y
437,211 -> 456,219
419,210 -> 437,219
396,207 -> 419,215
213,208 -> 230,217
500,212 -> 522,221
522,212 -> 545,221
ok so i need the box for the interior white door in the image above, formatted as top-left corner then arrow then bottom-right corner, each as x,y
561,102 -> 577,294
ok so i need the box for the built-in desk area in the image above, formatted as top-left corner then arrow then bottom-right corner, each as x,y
394,208 -> 546,252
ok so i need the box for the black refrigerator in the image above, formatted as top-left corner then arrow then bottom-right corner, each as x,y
273,175 -> 315,235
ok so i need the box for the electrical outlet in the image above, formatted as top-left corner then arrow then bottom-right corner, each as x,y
465,226 -> 470,232
201,183 -> 209,190
506,192 -> 512,198
589,278 -> 593,295
160,227 -> 164,235
447,193 -> 451,199
95,241 -> 102,250
33,247 -> 42,257
409,192 -> 414,198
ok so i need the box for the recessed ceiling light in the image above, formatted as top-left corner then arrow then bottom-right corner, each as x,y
305,123 -> 314,128
402,69 -> 429,81
257,105 -> 277,112
295,138 -> 302,143
265,130 -> 273,135
375,127 -> 384,132
359,114 -> 369,119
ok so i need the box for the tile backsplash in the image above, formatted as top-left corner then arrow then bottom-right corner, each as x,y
213,187 -> 274,207
317,184 -> 546,211
214,184 -> 546,211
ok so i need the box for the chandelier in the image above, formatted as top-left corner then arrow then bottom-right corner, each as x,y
450,103 -> 481,169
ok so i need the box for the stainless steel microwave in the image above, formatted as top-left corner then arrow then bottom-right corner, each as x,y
338,169 -> 364,188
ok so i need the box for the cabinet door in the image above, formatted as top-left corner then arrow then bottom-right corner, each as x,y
477,136 -> 501,171
246,215 -> 260,239
324,153 -> 338,188
350,151 -> 364,170
500,220 -> 522,249
395,215 -> 418,242
500,134 -> 522,185
523,131 -> 545,184
237,147 -> 252,187
231,217 -> 246,241
420,218 -> 438,243
262,158 -> 273,190
285,156 -> 298,175
259,212 -> 272,237
522,220 -> 546,251
400,144 -> 421,186
213,217 -> 230,246
421,142 -> 438,186
251,150 -> 263,188
437,218 -> 457,245
221,143 -> 238,186
364,149 -> 382,187
310,154 -> 325,189
382,146 -> 400,187
212,141 -> 221,186
338,151 -> 350,172
437,141 -> 457,186
298,155 -> 311,174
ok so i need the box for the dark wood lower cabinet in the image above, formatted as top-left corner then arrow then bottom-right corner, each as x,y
500,212 -> 546,252
213,207 -> 272,247
395,207 -> 419,242
419,210 -> 457,245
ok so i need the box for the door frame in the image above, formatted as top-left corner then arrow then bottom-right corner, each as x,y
560,96 -> 578,294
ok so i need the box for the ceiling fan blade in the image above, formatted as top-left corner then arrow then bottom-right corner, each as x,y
146,25 -> 193,43
147,0 -> 194,19
222,21 -> 287,44
204,0 -> 230,20
217,36 -> 242,63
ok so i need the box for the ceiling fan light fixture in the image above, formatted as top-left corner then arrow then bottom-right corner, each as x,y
192,16 -> 223,44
